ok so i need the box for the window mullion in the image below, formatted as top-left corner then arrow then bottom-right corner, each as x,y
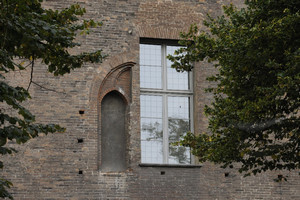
163,94 -> 168,164
162,44 -> 169,163
162,44 -> 167,91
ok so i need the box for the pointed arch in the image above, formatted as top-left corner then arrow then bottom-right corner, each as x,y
96,61 -> 135,172
98,62 -> 135,104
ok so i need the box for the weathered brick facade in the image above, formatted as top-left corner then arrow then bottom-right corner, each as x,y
2,0 -> 300,199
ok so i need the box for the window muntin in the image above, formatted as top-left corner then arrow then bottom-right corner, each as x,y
140,43 -> 193,164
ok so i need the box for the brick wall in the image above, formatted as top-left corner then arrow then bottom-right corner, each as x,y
2,0 -> 300,199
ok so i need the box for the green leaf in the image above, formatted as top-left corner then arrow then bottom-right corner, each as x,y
0,0 -> 105,198
169,0 -> 300,178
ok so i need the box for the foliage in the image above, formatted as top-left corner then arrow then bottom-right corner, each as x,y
168,0 -> 300,177
0,0 -> 105,198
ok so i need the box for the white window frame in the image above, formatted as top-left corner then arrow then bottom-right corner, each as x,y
140,41 -> 194,164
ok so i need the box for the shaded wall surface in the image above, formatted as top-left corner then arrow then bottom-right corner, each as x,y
2,0 -> 300,199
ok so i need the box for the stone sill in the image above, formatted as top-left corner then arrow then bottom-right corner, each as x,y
139,163 -> 202,168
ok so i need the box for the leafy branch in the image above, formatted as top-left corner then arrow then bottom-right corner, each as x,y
0,0 -> 106,198
168,0 -> 300,177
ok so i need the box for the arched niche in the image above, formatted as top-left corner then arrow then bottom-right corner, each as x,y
100,91 -> 127,172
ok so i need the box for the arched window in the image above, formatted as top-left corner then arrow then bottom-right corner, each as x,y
100,91 -> 126,172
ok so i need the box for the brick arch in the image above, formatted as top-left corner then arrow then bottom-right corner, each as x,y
99,88 -> 129,106
136,26 -> 184,40
88,52 -> 136,111
135,1 -> 205,39
94,58 -> 136,171
114,67 -> 131,86
98,61 -> 135,104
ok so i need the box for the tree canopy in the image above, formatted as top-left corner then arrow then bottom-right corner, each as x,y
168,0 -> 300,178
0,0 -> 105,198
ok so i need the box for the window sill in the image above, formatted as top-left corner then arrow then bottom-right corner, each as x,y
139,163 -> 202,168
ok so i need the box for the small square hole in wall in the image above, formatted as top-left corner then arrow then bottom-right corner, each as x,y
224,172 -> 229,177
78,170 -> 83,174
77,138 -> 84,143
79,110 -> 85,115
161,171 -> 165,175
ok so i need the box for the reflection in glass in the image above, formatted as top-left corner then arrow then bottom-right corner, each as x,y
141,118 -> 163,141
140,43 -> 192,164
168,118 -> 190,164
167,46 -> 189,90
168,96 -> 191,164
140,95 -> 163,163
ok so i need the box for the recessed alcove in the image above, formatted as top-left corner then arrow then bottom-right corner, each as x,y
100,91 -> 127,172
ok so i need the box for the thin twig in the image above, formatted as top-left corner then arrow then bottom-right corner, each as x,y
27,55 -> 34,91
14,60 -> 33,70
16,60 -> 33,77
31,81 -> 66,94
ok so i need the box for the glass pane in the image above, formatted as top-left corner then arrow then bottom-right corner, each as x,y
140,95 -> 162,118
166,46 -> 181,67
168,118 -> 190,164
141,118 -> 163,163
140,44 -> 161,66
168,96 -> 190,120
168,145 -> 190,164
168,119 -> 189,141
166,46 -> 189,90
140,44 -> 162,89
140,65 -> 162,89
141,118 -> 163,141
141,140 -> 163,163
140,95 -> 163,163
168,96 -> 191,164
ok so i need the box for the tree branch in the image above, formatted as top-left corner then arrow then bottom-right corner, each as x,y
27,56 -> 34,91
31,81 -> 66,94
